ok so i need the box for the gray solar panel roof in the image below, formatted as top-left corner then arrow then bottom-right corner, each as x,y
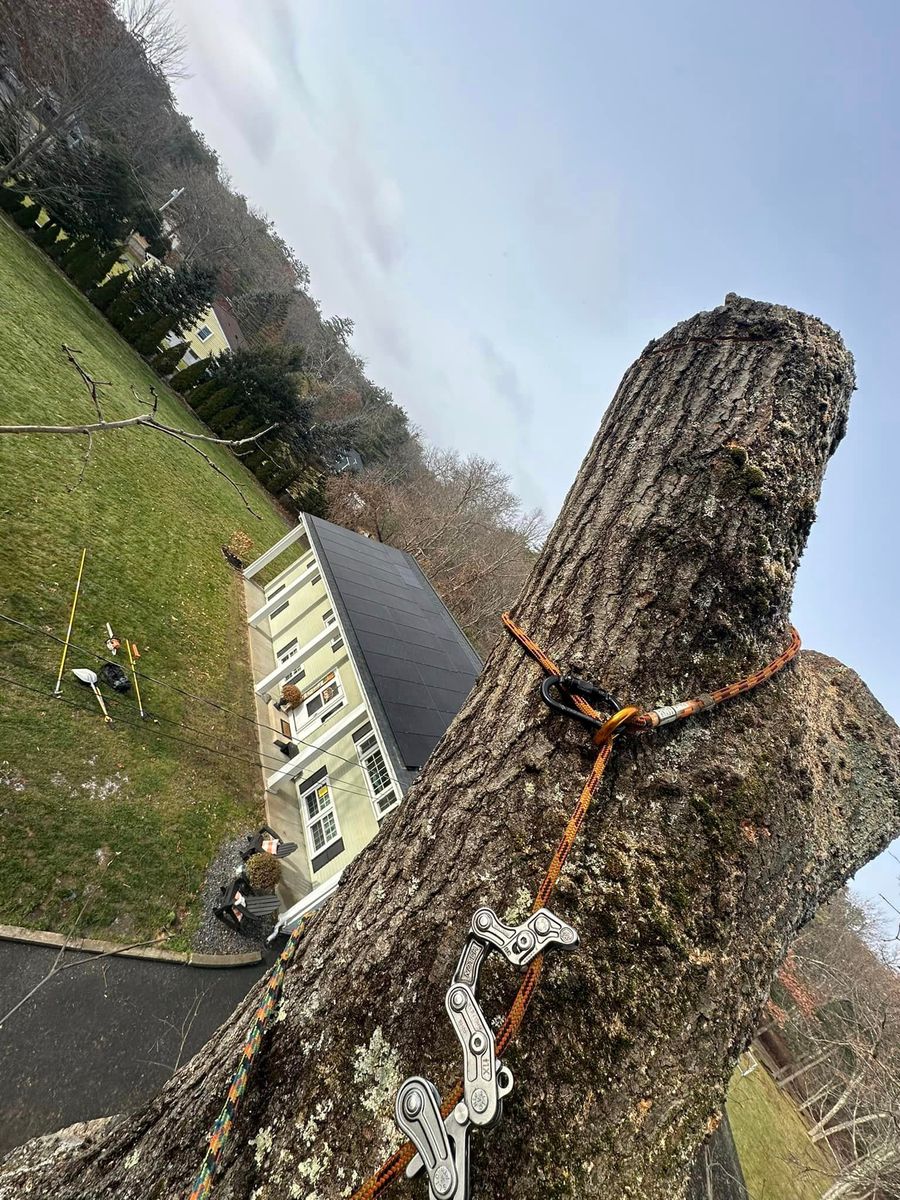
306,515 -> 482,773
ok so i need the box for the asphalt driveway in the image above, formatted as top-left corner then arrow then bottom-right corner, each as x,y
0,940 -> 267,1156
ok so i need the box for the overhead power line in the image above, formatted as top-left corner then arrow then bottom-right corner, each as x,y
0,671 -> 380,806
0,611 -> 375,778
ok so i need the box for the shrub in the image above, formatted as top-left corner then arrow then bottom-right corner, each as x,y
170,357 -> 211,393
195,385 -> 237,422
281,683 -> 303,709
245,852 -> 281,892
12,202 -> 37,230
150,341 -> 189,376
0,186 -> 25,214
89,269 -> 130,311
34,220 -> 61,250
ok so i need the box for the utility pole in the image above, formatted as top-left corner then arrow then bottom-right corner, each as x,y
4,295 -> 898,1200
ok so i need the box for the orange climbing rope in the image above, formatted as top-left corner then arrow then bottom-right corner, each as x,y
347,615 -> 801,1200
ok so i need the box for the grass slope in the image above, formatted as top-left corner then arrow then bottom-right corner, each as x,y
727,1060 -> 835,1200
0,217 -> 287,944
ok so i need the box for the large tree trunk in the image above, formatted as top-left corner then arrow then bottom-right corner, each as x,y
4,294 -> 900,1200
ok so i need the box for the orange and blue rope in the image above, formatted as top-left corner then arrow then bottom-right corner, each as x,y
188,919 -> 310,1200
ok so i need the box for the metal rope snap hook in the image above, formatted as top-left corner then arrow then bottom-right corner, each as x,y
540,674 -> 622,731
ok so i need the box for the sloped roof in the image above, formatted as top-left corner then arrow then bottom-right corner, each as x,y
306,515 -> 482,776
212,297 -> 247,350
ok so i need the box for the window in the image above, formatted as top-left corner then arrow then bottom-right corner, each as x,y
196,324 -> 213,342
276,639 -> 305,683
300,776 -> 341,856
277,637 -> 298,662
294,672 -> 343,730
310,573 -> 321,586
267,583 -> 289,619
355,728 -> 398,819
322,609 -> 344,652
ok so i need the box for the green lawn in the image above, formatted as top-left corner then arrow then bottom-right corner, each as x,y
728,1058 -> 835,1200
0,216 -> 288,945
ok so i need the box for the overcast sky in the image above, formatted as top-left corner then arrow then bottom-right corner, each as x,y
169,0 -> 900,939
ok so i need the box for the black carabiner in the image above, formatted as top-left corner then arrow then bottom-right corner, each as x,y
540,674 -> 622,732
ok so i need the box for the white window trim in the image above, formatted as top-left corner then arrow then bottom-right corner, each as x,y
356,730 -> 399,819
254,624 -> 332,696
298,775 -> 341,859
247,561 -> 318,626
265,702 -> 367,788
196,323 -> 213,342
276,639 -> 305,684
290,671 -> 344,739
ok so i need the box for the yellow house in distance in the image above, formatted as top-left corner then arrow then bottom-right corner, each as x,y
167,298 -> 247,367
121,232 -> 246,366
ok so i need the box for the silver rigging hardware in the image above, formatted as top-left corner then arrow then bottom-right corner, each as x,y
396,905 -> 578,1200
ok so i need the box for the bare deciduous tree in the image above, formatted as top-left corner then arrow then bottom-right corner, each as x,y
0,0 -> 184,180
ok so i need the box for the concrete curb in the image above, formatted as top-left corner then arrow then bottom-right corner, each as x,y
0,924 -> 263,967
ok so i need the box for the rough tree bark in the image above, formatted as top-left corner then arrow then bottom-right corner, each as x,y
4,294 -> 900,1200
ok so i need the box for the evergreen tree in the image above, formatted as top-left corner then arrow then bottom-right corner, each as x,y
135,315 -> 176,356
60,236 -> 92,269
195,386 -> 237,422
107,263 -> 154,327
184,378 -> 220,409
89,269 -> 130,312
71,245 -> 122,292
211,345 -> 313,457
150,342 -> 190,376
208,404 -> 243,434
265,467 -> 299,495
12,202 -> 37,230
121,308 -> 162,345
0,186 -> 25,214
228,416 -> 263,441
34,220 -> 61,250
170,358 -> 212,393
123,261 -> 217,337
46,233 -> 71,261
296,472 -> 329,517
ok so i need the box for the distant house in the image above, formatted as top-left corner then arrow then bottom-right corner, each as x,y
166,297 -> 247,367
242,514 -> 481,927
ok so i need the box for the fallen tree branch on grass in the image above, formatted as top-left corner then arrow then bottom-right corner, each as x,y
0,345 -> 279,517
